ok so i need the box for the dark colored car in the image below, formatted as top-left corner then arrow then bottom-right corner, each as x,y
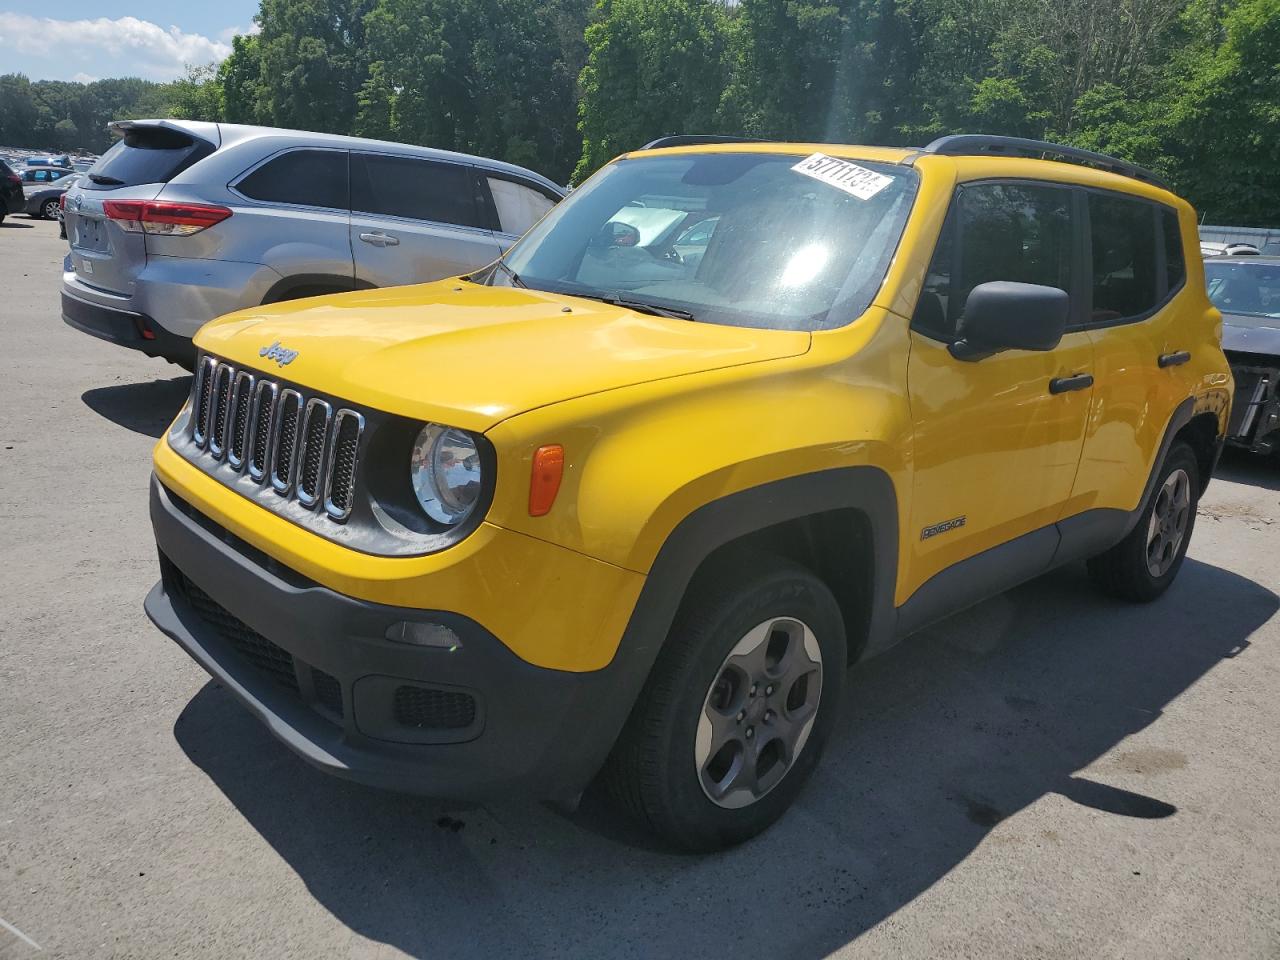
1205,255 -> 1280,454
23,170 -> 79,221
0,160 -> 23,223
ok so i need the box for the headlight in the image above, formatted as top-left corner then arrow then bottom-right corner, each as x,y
410,424 -> 483,525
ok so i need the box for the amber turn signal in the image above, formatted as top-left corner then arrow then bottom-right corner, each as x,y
529,445 -> 564,516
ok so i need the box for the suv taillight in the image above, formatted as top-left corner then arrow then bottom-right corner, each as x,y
5,173 -> 20,186
59,193 -> 67,211
102,200 -> 232,236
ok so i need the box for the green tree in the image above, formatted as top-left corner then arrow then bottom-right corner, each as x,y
219,34 -> 267,124
255,0 -> 376,132
575,0 -> 729,181
169,63 -> 225,122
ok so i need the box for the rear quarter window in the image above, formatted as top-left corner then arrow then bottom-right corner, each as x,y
83,126 -> 215,190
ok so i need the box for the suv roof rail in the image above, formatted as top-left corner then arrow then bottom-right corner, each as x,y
922,134 -> 1170,191
640,135 -> 771,151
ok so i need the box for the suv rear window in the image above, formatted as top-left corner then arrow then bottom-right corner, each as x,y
236,149 -> 349,209
83,126 -> 214,190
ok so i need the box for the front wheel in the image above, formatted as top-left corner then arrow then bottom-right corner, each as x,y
603,556 -> 846,851
1087,442 -> 1199,602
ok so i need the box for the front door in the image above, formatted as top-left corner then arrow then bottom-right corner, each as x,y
904,180 -> 1094,602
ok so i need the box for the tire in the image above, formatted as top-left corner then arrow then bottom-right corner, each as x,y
1087,442 -> 1199,602
41,198 -> 60,221
602,554 -> 846,851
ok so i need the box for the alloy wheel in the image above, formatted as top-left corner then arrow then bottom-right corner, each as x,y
1146,467 -> 1192,577
694,617 -> 823,809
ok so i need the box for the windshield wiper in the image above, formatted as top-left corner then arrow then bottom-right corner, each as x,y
492,259 -> 526,288
590,292 -> 696,322
88,173 -> 124,185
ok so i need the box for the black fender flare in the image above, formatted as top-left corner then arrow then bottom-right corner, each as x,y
563,467 -> 899,791
261,274 -> 375,305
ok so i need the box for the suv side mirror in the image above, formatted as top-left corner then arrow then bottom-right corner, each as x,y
949,281 -> 1069,361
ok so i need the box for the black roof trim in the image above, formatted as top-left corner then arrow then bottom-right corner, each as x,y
639,135 -> 772,151
923,135 -> 1170,191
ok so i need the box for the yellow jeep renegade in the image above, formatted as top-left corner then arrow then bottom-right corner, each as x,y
145,134 -> 1232,850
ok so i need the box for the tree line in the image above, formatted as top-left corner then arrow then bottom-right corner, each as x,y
2,0 -> 1277,224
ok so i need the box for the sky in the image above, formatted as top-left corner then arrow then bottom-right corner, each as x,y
0,2 -> 261,83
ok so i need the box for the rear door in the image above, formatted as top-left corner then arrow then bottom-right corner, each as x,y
67,124 -> 216,296
349,152 -> 502,287
1070,193 -> 1198,514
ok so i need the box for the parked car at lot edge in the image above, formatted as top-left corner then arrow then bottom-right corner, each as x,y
1205,255 -> 1280,454
61,119 -> 565,368
23,170 -> 79,220
0,160 -> 22,222
144,134 -> 1231,851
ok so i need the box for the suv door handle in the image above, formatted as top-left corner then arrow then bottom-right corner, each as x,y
1158,351 -> 1191,368
359,232 -> 400,247
1049,373 -> 1094,394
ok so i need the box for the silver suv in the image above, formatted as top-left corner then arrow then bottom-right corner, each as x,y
61,120 -> 565,367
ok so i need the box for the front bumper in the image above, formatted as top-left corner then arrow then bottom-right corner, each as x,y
1226,357 -> 1279,454
62,288 -> 195,366
145,477 -> 636,800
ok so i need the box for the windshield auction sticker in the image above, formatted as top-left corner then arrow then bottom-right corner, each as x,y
791,153 -> 894,200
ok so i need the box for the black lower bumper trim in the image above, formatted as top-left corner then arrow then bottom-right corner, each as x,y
144,476 -> 631,801
62,290 -> 195,367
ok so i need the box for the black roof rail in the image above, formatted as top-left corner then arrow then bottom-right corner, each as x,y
639,134 -> 772,151
923,134 -> 1170,191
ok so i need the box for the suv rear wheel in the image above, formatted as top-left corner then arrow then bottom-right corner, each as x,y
1087,442 -> 1199,602
603,556 -> 846,851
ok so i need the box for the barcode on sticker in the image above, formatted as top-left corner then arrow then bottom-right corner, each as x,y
792,153 -> 894,200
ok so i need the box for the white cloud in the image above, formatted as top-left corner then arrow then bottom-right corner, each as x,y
72,72 -> 100,84
0,14 -> 244,81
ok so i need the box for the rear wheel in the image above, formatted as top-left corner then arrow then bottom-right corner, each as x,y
1087,442 -> 1199,602
41,198 -> 61,221
603,556 -> 846,851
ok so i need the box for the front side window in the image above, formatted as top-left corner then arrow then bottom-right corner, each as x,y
491,152 -> 919,331
1205,260 -> 1280,323
488,177 -> 556,236
913,181 -> 1074,340
1089,193 -> 1159,322
236,149 -> 348,209
352,154 -> 482,228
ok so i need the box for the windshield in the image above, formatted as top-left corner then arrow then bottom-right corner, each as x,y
1205,260 -> 1280,323
486,152 -> 918,331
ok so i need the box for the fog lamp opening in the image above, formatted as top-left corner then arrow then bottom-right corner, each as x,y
385,621 -> 462,651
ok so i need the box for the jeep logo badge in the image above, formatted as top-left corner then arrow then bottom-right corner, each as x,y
259,341 -> 299,367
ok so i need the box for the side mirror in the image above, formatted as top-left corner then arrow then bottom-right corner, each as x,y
949,281 -> 1069,361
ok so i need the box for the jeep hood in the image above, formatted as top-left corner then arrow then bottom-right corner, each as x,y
195,280 -> 810,432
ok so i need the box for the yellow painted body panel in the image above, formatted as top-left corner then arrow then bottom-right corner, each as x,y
162,141 -> 1231,672
154,440 -> 644,671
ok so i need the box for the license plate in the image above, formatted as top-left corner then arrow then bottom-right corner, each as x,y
73,217 -> 108,253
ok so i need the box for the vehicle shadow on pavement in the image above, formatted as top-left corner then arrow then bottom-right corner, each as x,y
0,220 -> 34,228
81,376 -> 191,438
174,558 -> 1276,959
1216,449 -> 1280,491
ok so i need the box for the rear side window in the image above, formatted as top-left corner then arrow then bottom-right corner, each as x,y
83,126 -> 214,190
913,181 -> 1073,340
236,150 -> 349,209
1088,193 -> 1159,322
1162,208 -> 1185,291
487,177 -> 556,235
351,154 -> 482,228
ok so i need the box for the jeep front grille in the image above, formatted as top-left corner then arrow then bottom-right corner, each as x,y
190,355 -> 363,521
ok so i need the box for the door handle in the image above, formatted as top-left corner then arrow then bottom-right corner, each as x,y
359,232 -> 400,247
1049,373 -> 1094,394
1158,351 -> 1191,368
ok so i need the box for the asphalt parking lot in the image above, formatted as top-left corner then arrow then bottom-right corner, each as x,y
2,214 -> 1279,959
